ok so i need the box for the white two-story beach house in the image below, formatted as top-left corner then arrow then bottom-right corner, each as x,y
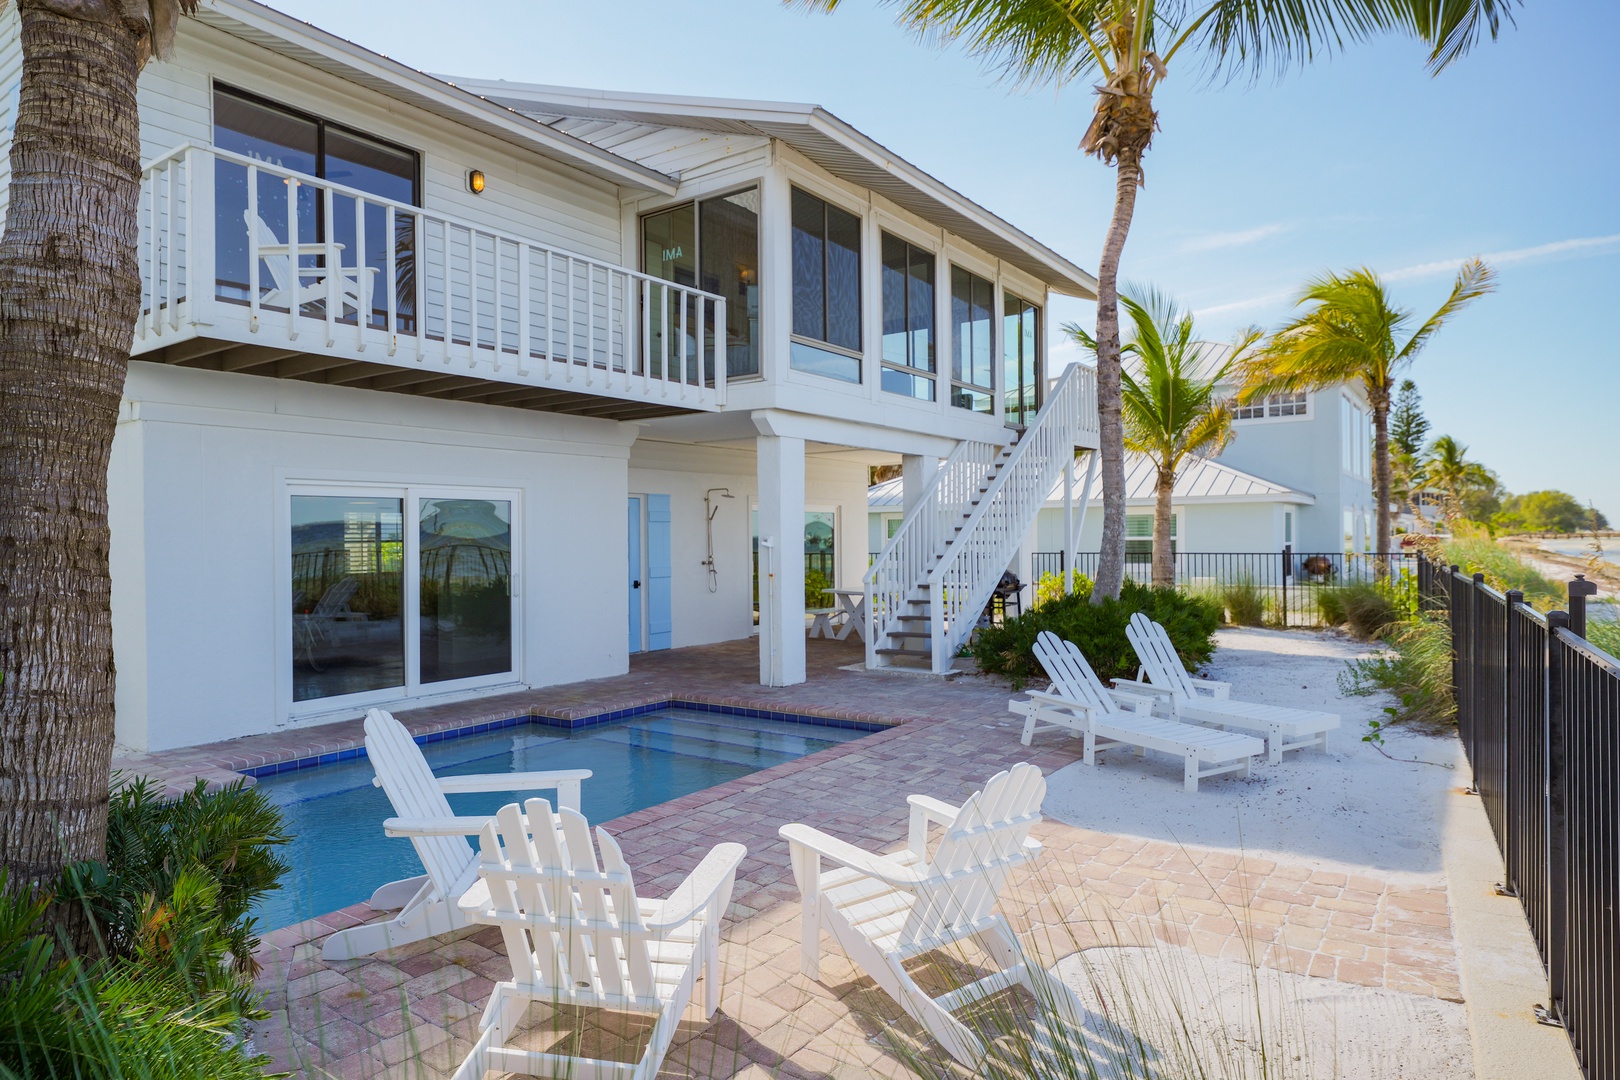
0,0 -> 1099,751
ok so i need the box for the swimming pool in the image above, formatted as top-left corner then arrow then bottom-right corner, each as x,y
250,705 -> 874,931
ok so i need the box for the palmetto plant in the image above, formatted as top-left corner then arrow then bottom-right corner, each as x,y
1068,288 -> 1260,587
0,0 -> 198,923
788,0 -> 1518,603
1421,434 -> 1494,523
1239,260 -> 1496,563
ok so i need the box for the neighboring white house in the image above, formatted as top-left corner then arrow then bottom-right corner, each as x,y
0,0 -> 1099,750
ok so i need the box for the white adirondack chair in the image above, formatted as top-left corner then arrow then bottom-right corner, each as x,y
1010,631 -> 1265,792
779,763 -> 1083,1066
247,210 -> 377,318
1121,612 -> 1340,765
451,798 -> 745,1080
320,708 -> 593,961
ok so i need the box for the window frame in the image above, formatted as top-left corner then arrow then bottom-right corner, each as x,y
1124,512 -> 1177,560
1232,390 -> 1311,423
948,262 -> 997,413
788,186 -> 865,381
279,479 -> 522,719
1002,290 -> 1043,426
878,230 -> 937,401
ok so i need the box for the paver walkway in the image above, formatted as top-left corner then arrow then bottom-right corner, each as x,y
119,637 -> 1462,1078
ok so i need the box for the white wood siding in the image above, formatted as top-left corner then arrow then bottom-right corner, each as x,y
137,20 -> 627,264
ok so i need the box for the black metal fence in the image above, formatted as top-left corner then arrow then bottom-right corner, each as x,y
1029,549 -> 1418,627
1421,554 -> 1619,1077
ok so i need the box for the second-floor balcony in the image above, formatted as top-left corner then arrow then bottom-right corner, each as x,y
135,145 -> 728,419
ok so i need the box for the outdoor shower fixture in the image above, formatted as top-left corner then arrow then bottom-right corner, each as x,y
702,488 -> 734,593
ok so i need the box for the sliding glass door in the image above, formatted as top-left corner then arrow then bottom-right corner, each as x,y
290,486 -> 517,708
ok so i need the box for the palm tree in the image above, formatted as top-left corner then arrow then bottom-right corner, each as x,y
1239,260 -> 1496,563
1068,288 -> 1259,586
1421,434 -> 1495,524
0,1 -> 196,908
788,0 -> 1517,602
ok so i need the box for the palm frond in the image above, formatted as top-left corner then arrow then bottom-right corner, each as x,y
1394,257 -> 1496,363
1399,0 -> 1521,73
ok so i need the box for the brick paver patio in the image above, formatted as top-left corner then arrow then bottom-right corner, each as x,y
116,637 -> 1462,1078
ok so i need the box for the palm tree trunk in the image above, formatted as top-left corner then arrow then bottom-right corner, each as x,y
0,4 -> 145,902
1153,466 -> 1174,588
1372,397 -> 1393,575
1090,146 -> 1142,604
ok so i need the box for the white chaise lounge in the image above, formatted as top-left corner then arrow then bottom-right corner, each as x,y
320,708 -> 593,961
779,763 -> 1084,1067
1121,612 -> 1340,765
451,798 -> 744,1080
1011,630 -> 1265,792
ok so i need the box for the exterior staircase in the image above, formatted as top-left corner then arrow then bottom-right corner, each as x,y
864,363 -> 1098,673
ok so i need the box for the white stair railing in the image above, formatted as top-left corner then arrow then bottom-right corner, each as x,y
863,438 -> 1000,669
928,364 -> 1095,671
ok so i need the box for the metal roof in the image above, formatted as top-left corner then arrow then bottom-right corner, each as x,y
190,1 -> 678,194
868,450 -> 1314,509
445,79 -> 1099,299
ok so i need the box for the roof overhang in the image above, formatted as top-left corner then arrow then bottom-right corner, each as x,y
448,80 -> 1098,299
187,1 -> 678,195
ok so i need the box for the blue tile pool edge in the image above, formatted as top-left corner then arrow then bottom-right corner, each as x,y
238,700 -> 890,779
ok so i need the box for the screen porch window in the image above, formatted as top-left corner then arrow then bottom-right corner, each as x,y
950,266 -> 995,413
1125,513 -> 1175,559
1003,293 -> 1041,425
641,187 -> 760,380
879,232 -> 935,400
291,490 -> 514,705
1234,391 -> 1308,420
213,85 -> 420,330
790,187 -> 862,382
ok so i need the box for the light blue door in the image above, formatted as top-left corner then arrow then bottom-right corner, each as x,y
646,494 -> 672,651
627,497 -> 642,653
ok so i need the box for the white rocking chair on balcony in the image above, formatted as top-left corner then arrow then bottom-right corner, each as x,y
320,708 -> 592,961
451,799 -> 745,1080
248,210 -> 377,319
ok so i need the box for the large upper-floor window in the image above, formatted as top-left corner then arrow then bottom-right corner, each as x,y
950,265 -> 995,413
790,187 -> 862,382
641,187 -> 760,380
880,232 -> 935,400
1233,391 -> 1308,421
1341,394 -> 1371,480
1003,293 -> 1041,426
213,85 -> 419,327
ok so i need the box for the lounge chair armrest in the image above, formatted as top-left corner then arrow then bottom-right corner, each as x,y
435,769 -> 592,793
1110,679 -> 1173,697
1105,690 -> 1157,713
1190,678 -> 1232,699
641,842 -> 748,932
906,794 -> 961,857
778,823 -> 924,889
383,815 -> 492,838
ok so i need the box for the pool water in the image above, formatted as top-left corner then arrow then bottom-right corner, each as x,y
252,708 -> 869,931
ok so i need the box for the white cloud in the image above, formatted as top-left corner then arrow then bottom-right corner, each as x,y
1384,233 -> 1620,282
1191,289 -> 1296,319
1179,223 -> 1289,253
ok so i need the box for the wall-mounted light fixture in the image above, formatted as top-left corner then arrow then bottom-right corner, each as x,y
467,169 -> 486,195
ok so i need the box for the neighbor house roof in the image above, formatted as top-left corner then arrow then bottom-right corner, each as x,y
187,0 -> 679,194
443,79 -> 1099,299
868,451 -> 1314,509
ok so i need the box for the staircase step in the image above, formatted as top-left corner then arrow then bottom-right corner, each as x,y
895,614 -> 931,623
877,646 -> 932,658
890,629 -> 931,639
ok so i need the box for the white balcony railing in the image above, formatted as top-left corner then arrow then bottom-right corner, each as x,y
136,144 -> 727,409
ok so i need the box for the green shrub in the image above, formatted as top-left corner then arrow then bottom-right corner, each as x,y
1033,569 -> 1093,609
805,568 -> 832,610
1436,529 -> 1563,609
1587,617 -> 1620,660
1339,612 -> 1456,730
1218,577 -> 1267,627
973,580 -> 1220,689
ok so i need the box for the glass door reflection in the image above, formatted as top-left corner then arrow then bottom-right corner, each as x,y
419,498 -> 513,684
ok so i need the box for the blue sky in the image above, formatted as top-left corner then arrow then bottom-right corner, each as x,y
272,1 -> 1619,519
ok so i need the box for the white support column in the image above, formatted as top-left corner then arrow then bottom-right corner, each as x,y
1067,450 -> 1098,590
1014,519 -> 1038,612
900,454 -> 939,517
757,433 -> 807,687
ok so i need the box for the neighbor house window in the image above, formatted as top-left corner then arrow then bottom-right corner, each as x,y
790,187 -> 862,382
641,186 -> 760,381
1233,391 -> 1308,420
1125,513 -> 1175,560
880,232 -> 935,400
1003,292 -> 1041,426
951,266 -> 995,413
213,85 -> 419,329
1341,395 -> 1373,479
1285,510 -> 1294,546
291,488 -> 515,705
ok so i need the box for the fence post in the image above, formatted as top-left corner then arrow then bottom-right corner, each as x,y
1546,608 -> 1570,1024
1568,575 -> 1597,639
1466,572 -> 1485,789
1500,588 -> 1523,895
1281,546 -> 1290,627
